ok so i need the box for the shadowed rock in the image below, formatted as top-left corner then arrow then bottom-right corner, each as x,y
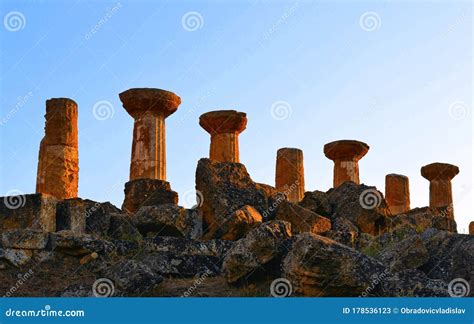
0,194 -> 58,232
223,221 -> 292,284
195,158 -> 270,240
274,201 -> 331,235
283,233 -> 385,296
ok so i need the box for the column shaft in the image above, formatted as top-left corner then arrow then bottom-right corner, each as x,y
333,160 -> 359,187
36,98 -> 78,199
210,132 -> 239,163
275,148 -> 305,203
130,112 -> 166,180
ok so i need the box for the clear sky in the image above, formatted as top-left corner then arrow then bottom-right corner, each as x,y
1,0 -> 472,232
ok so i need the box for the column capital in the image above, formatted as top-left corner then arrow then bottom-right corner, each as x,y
324,140 -> 369,162
421,162 -> 459,181
199,110 -> 247,136
119,88 -> 181,119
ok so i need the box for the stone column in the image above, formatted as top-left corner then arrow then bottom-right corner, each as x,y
323,140 -> 369,187
469,221 -> 474,235
275,148 -> 305,203
36,98 -> 79,200
385,174 -> 410,215
119,88 -> 181,180
199,110 -> 247,163
119,88 -> 181,214
421,162 -> 459,218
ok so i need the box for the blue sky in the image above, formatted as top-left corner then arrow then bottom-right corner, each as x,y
0,0 -> 472,231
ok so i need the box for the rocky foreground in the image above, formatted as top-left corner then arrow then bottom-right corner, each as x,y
0,159 -> 472,297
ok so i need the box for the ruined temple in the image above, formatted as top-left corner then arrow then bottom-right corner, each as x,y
0,88 -> 472,297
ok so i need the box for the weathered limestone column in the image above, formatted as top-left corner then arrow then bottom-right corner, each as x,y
119,88 -> 181,180
36,98 -> 78,199
323,140 -> 369,187
275,148 -> 305,203
469,221 -> 474,235
421,162 -> 459,219
385,174 -> 410,215
199,110 -> 247,163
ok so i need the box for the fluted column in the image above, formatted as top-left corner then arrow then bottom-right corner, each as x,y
324,140 -> 369,187
275,148 -> 305,203
199,110 -> 247,163
36,98 -> 78,199
385,174 -> 410,215
421,162 -> 459,218
119,88 -> 181,181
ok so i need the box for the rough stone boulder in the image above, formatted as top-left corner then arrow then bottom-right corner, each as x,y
100,260 -> 163,296
145,236 -> 233,256
255,183 -> 286,220
0,248 -> 33,267
299,190 -> 332,217
1,229 -> 49,249
375,269 -> 448,297
133,204 -> 202,239
107,213 -> 142,241
222,220 -> 292,284
56,198 -> 121,236
326,182 -> 391,235
122,179 -> 178,214
419,229 -> 473,295
0,193 -> 58,232
51,230 -> 115,256
377,234 -> 429,272
196,158 -> 270,239
142,253 -> 222,277
274,201 -> 331,235
220,205 -> 263,241
388,207 -> 457,233
325,217 -> 359,247
282,233 -> 385,296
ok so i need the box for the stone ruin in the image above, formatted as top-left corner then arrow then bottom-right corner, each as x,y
0,87 -> 472,297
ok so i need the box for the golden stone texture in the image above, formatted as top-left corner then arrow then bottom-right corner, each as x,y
119,88 -> 181,181
199,110 -> 247,163
324,140 -> 369,187
36,98 -> 78,200
385,174 -> 410,215
275,148 -> 305,203
469,222 -> 474,235
421,162 -> 459,219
